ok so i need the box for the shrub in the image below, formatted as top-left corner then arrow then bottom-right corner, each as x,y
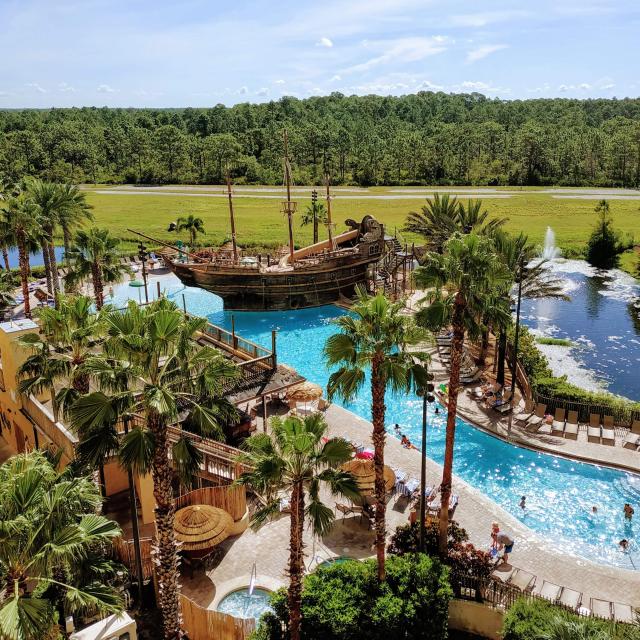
254,554 -> 452,640
388,520 -> 494,579
586,200 -> 630,270
502,599 -> 640,640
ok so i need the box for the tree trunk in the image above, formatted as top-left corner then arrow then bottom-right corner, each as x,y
478,325 -> 490,367
46,226 -> 60,296
63,226 -> 72,264
18,235 -> 31,319
496,329 -> 507,387
148,410 -> 182,640
288,480 -> 305,640
438,292 -> 465,557
370,352 -> 387,582
313,209 -> 318,245
1,247 -> 9,271
92,261 -> 104,309
41,238 -> 53,296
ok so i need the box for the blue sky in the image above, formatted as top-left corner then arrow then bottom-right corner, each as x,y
1,0 -> 638,107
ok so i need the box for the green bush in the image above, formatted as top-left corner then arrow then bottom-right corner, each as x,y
502,599 -> 640,640
254,554 -> 452,640
535,337 -> 573,346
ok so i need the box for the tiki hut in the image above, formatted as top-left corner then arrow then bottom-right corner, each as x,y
174,504 -> 233,558
286,381 -> 323,414
340,458 -> 396,498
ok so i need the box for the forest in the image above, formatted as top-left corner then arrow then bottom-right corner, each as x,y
1,92 -> 640,187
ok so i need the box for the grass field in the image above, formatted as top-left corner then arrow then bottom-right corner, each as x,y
83,185 -> 640,275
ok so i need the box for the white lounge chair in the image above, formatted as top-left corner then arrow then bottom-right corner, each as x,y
558,587 -> 581,610
534,580 -> 561,603
623,419 -> 640,449
525,403 -> 547,430
601,415 -> 615,446
612,602 -> 635,623
551,408 -> 566,436
590,598 -> 613,620
587,414 -> 601,444
509,569 -> 535,593
564,410 -> 579,440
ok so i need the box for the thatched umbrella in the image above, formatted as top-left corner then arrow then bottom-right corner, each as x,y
341,458 -> 395,497
174,504 -> 233,558
286,382 -> 323,404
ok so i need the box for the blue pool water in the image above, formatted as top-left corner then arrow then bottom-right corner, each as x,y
112,275 -> 640,570
217,588 -> 273,620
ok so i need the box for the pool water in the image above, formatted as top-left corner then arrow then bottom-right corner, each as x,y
217,588 -> 273,620
112,276 -> 640,570
316,556 -> 355,570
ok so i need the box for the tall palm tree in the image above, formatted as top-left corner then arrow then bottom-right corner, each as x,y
26,179 -> 92,297
0,271 -> 16,314
174,214 -> 205,247
64,228 -> 131,309
324,289 -> 429,581
404,195 -> 507,254
415,233 -> 511,555
56,183 -> 94,259
0,451 -> 123,640
236,413 -> 359,640
70,298 -> 240,640
300,200 -> 327,244
0,179 -> 20,271
0,195 -> 42,318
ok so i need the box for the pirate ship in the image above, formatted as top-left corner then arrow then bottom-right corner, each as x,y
130,133 -> 401,311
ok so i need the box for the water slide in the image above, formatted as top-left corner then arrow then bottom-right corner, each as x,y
279,228 -> 358,267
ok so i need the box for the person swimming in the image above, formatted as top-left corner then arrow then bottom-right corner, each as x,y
519,496 -> 526,510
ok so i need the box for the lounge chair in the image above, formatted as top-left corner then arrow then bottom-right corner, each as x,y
590,598 -> 613,620
558,587 -> 581,610
551,408 -> 566,435
601,415 -> 615,446
534,580 -> 561,603
509,569 -> 535,593
526,403 -> 547,430
491,565 -> 515,583
587,414 -> 601,444
564,410 -> 579,440
612,602 -> 635,623
623,419 -> 640,449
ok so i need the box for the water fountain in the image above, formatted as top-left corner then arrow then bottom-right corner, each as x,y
541,226 -> 562,260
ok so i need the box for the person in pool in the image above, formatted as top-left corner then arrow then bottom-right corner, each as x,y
519,496 -> 526,510
624,503 -> 634,520
394,423 -> 401,434
619,539 -> 629,552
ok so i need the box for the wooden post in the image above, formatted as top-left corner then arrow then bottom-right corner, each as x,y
226,171 -> 239,264
262,395 -> 268,433
156,280 -> 161,299
271,330 -> 277,369
231,315 -> 237,350
182,293 -> 187,314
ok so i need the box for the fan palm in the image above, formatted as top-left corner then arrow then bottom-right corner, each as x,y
0,179 -> 20,271
175,214 -> 205,247
300,200 -> 327,244
236,413 -> 359,640
323,289 -> 429,581
56,183 -> 94,259
0,271 -> 16,313
64,228 -> 130,309
69,298 -> 240,640
0,195 -> 42,318
0,451 -> 123,640
415,233 -> 511,555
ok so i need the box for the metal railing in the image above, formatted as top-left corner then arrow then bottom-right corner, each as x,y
532,393 -> 640,427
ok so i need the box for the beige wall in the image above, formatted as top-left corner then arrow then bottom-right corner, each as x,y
448,600 -> 504,640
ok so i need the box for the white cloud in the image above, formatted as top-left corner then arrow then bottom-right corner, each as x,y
600,83 -> 615,90
58,82 -> 76,93
330,74 -> 341,82
459,81 -> 491,91
255,87 -> 269,96
466,44 -> 508,63
450,10 -> 530,28
237,86 -> 248,95
273,79 -> 286,85
528,83 -> 551,93
417,80 -> 443,91
26,82 -> 46,94
578,82 -> 591,90
316,37 -> 333,48
96,84 -> 116,93
342,36 -> 449,74
557,82 -> 593,92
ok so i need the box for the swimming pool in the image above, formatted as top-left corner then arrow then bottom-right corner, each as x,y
217,587 -> 273,620
111,276 -> 640,570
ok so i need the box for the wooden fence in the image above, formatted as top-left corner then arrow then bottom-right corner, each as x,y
112,536 -> 155,580
180,594 -> 256,640
175,485 -> 247,522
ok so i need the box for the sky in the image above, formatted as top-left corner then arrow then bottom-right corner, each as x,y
1,0 -> 639,108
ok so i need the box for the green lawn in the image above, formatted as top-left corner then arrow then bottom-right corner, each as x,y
83,186 -> 640,276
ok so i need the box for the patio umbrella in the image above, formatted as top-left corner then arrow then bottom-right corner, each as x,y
285,382 -> 323,403
129,279 -> 145,287
341,458 -> 396,497
174,504 -> 233,557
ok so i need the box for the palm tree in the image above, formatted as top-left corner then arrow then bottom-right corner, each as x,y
300,199 -> 327,244
70,298 -> 240,640
0,451 -> 123,640
64,228 -> 131,309
0,179 -> 20,271
26,179 -> 93,297
236,413 -> 359,640
324,289 -> 429,581
404,195 -> 507,254
0,271 -> 16,315
415,233 -> 511,555
56,183 -> 94,259
174,214 -> 205,247
0,195 -> 42,318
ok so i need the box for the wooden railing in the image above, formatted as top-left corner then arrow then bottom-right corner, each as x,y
112,536 -> 155,581
22,395 -> 77,462
195,316 -> 273,363
175,485 -> 247,522
180,594 -> 256,640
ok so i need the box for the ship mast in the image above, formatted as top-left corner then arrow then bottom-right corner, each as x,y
281,130 -> 297,264
324,173 -> 334,250
225,170 -> 238,264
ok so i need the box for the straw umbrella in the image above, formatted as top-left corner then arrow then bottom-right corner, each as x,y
286,381 -> 323,411
341,458 -> 395,498
174,504 -> 233,558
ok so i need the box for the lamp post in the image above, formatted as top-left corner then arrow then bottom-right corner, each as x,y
507,260 -> 524,436
419,375 -> 436,553
138,241 -> 149,304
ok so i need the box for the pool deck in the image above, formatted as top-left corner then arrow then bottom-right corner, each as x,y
180,400 -> 640,612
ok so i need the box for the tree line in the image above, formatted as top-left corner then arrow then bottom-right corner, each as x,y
1,92 -> 640,187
